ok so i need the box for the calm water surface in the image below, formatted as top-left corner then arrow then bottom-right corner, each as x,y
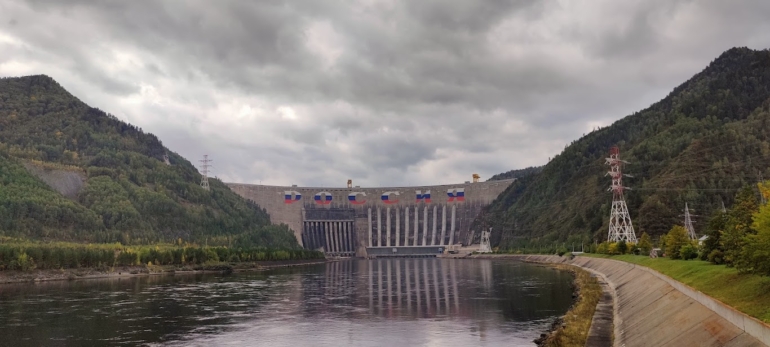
0,259 -> 574,346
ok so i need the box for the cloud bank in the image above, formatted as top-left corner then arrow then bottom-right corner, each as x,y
1,0 -> 769,186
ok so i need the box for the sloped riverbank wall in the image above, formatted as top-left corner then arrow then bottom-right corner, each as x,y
482,255 -> 769,347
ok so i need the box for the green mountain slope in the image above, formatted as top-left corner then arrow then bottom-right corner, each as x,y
0,75 -> 297,248
481,47 -> 770,248
488,166 -> 542,181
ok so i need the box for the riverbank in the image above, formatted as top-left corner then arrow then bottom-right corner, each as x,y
582,253 -> 770,324
472,254 -> 610,347
0,258 -> 330,284
534,263 -> 605,347
486,254 -> 769,346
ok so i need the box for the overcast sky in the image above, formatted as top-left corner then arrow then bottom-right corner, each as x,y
1,1 -> 770,187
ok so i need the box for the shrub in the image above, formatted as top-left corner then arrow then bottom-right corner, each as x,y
638,232 -> 652,255
664,226 -> 689,259
708,249 -> 725,264
596,242 -> 608,254
617,241 -> 628,254
15,252 -> 35,271
680,243 -> 698,260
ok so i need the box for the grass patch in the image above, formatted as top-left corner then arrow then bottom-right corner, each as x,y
542,264 -> 604,347
582,254 -> 770,323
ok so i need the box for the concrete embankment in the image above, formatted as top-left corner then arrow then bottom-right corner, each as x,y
482,255 -> 769,347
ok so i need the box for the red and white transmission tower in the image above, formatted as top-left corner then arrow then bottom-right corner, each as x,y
606,146 -> 637,243
199,154 -> 212,191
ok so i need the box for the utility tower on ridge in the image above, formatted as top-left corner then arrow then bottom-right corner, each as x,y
684,203 -> 697,240
606,146 -> 637,243
199,154 -> 212,191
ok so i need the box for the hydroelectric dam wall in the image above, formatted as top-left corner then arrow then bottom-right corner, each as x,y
225,179 -> 515,257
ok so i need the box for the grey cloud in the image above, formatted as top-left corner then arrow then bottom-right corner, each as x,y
588,0 -> 692,59
1,0 -> 770,186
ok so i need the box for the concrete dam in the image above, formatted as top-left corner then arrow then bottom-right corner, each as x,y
226,179 -> 515,257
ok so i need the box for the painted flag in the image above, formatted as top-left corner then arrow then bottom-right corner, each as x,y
381,191 -> 400,204
284,190 -> 301,204
415,190 -> 431,203
314,191 -> 333,205
348,192 -> 367,205
447,188 -> 465,202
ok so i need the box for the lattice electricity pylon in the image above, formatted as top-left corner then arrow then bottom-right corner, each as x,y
683,203 -> 697,240
199,154 -> 212,191
606,146 -> 637,243
479,228 -> 492,253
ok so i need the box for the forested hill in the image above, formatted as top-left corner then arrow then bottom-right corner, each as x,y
488,166 -> 542,181
0,75 -> 298,248
480,47 -> 770,249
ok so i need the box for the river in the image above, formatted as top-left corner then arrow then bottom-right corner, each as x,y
0,258 -> 574,346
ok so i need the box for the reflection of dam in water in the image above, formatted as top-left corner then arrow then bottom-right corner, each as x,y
0,258 -> 575,346
366,258 -> 461,316
305,258 -> 574,322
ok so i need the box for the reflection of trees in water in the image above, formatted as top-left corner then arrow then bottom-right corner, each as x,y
0,271 -> 298,345
0,260 -> 574,345
489,263 -> 574,322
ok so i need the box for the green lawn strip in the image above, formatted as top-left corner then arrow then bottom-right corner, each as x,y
581,254 -> 770,323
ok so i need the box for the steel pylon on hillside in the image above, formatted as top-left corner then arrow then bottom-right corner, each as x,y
684,203 -> 697,240
606,146 -> 637,243
199,154 -> 212,191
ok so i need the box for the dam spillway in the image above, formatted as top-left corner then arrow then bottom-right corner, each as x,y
226,179 -> 515,257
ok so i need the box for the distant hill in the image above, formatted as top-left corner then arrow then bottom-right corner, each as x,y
480,47 -> 770,248
488,166 -> 542,181
0,75 -> 298,248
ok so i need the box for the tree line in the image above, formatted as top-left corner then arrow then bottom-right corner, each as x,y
0,240 -> 324,271
588,182 -> 770,276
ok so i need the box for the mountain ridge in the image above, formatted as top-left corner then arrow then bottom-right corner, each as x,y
479,47 -> 770,248
0,74 -> 298,248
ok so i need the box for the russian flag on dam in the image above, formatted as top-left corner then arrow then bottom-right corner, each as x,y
447,188 -> 465,202
284,190 -> 301,204
348,192 -> 366,205
314,191 -> 332,205
415,190 -> 431,203
381,191 -> 400,204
